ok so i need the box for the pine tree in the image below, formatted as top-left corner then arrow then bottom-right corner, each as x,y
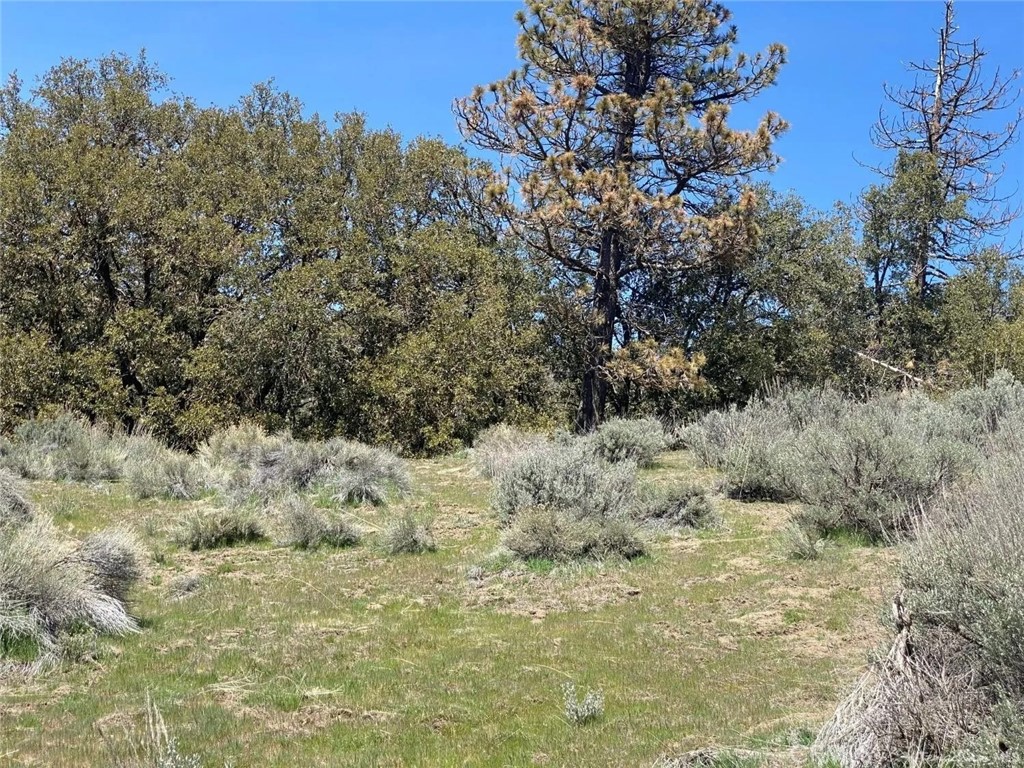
455,0 -> 786,430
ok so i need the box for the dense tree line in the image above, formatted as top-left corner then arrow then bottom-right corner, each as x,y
1,0 -> 1020,453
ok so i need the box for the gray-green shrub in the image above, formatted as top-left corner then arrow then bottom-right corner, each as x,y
503,507 -> 646,561
631,484 -> 718,529
278,496 -> 361,550
562,681 -> 605,726
686,385 -> 993,540
950,368 -> 1024,437
791,394 -> 979,541
814,443 -> 1024,766
492,442 -> 637,525
780,520 -> 825,561
381,511 -> 436,555
196,422 -> 277,470
587,416 -> 667,467
177,508 -> 267,551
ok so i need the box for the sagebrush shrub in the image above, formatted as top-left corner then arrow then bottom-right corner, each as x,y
679,408 -> 744,469
381,511 -> 436,555
177,508 -> 267,551
77,527 -> 147,603
902,453 -> 1024,696
684,400 -> 801,502
470,424 -> 549,479
562,682 -> 604,726
278,496 -> 360,550
587,416 -> 667,467
502,507 -> 646,561
951,369 -> 1024,437
814,443 -> 1024,766
792,395 -> 979,541
6,412 -> 127,482
247,438 -> 327,494
0,516 -> 138,654
127,446 -> 208,501
688,386 -> 988,540
631,484 -> 718,529
492,443 -> 637,525
0,468 -> 32,528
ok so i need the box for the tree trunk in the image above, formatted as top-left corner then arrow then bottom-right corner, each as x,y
576,44 -> 646,432
577,231 -> 617,432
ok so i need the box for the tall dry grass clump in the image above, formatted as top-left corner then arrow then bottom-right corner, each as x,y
176,507 -> 267,551
1,516 -> 143,660
469,424 -> 549,479
125,433 -> 209,500
200,427 -> 410,506
78,527 -> 148,603
1,412 -> 128,482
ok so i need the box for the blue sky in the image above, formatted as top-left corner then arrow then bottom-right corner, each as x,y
2,1 -> 1022,235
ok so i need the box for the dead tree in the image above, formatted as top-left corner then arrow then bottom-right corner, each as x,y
873,0 -> 1022,296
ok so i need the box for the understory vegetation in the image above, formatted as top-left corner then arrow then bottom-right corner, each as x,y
683,373 -> 1024,765
2,389 -> 1023,765
683,372 -> 1024,542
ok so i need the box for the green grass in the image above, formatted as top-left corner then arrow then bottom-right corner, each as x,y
0,450 -> 894,767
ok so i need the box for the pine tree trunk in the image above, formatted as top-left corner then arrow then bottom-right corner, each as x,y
577,232 -> 617,432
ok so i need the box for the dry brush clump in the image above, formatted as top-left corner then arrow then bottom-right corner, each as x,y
381,510 -> 437,555
682,398 -> 803,502
1,514 -> 144,663
200,426 -> 410,507
813,446 -> 1024,766
78,527 -> 148,603
98,694 -> 204,768
125,436 -> 210,501
562,681 -> 605,726
277,495 -> 361,550
0,468 -> 33,529
631,483 -> 719,530
176,507 -> 267,551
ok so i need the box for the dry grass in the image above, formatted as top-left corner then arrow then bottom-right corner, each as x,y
0,449 -> 893,767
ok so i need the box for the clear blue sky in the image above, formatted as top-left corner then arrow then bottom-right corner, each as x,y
2,1 -> 1022,236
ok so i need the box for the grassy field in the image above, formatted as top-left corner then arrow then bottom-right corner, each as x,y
0,451 -> 893,767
